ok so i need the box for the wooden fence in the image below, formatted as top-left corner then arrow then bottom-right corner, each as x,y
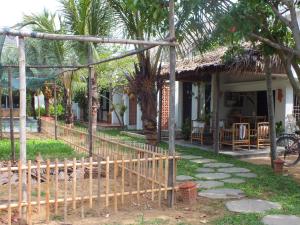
0,154 -> 178,224
40,118 -> 168,159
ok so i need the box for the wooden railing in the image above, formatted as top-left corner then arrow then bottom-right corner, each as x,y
0,155 -> 178,224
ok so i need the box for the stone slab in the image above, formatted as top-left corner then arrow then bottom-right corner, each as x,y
198,188 -> 245,199
176,175 -> 194,181
226,199 -> 281,213
222,178 -> 246,184
203,163 -> 234,168
190,158 -> 216,164
217,167 -> 250,173
195,168 -> 215,173
262,215 -> 300,225
195,173 -> 231,180
235,173 -> 257,178
180,155 -> 203,160
195,180 -> 224,189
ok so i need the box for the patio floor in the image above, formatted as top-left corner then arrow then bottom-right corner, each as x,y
173,140 -> 271,159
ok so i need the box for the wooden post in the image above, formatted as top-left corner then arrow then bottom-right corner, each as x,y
88,45 -> 96,156
18,36 -> 27,216
54,80 -> 58,140
157,84 -> 163,142
167,0 -> 176,208
265,56 -> 277,167
212,73 -> 220,154
8,67 -> 15,160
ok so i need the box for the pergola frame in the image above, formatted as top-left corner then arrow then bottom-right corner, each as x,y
0,0 -> 176,209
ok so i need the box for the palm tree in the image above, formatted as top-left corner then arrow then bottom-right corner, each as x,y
108,0 -> 233,145
20,9 -> 76,124
61,0 -> 113,139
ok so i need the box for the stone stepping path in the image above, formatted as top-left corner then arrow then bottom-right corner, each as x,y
195,180 -> 224,189
203,163 -> 234,168
235,172 -> 257,178
195,172 -> 231,180
195,168 -> 215,173
226,199 -> 281,213
217,167 -> 250,173
190,158 -> 216,164
262,215 -> 300,225
222,178 -> 246,184
199,188 -> 245,199
176,175 -> 194,181
181,155 -> 203,160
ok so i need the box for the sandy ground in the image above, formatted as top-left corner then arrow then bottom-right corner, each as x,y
242,157 -> 300,183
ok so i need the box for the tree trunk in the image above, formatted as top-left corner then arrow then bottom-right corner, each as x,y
64,88 -> 73,125
30,91 -> 36,120
265,56 -> 277,168
45,97 -> 50,117
140,90 -> 158,146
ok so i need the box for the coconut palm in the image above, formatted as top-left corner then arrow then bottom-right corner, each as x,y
20,9 -> 77,124
108,0 -> 233,145
61,0 -> 113,155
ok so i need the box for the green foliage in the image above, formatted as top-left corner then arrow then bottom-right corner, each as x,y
0,139 -> 85,160
275,121 -> 285,136
181,118 -> 191,140
49,104 -> 65,119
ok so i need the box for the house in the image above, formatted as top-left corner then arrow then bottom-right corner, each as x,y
160,47 -> 296,134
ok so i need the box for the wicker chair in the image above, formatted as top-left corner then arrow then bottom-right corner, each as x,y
191,121 -> 205,145
220,123 -> 251,151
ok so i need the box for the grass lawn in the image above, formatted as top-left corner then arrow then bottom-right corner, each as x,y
0,139 -> 85,161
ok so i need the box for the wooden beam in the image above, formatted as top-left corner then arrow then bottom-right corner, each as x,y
18,36 -> 27,218
212,73 -> 220,154
54,80 -> 58,140
0,28 -> 175,46
167,0 -> 176,208
8,67 -> 15,160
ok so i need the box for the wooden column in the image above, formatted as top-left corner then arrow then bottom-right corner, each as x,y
212,73 -> 220,154
265,56 -> 277,167
167,0 -> 176,208
8,67 -> 15,160
18,36 -> 27,216
54,80 -> 57,140
88,45 -> 97,156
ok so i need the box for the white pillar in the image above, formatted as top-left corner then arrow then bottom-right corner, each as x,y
175,81 -> 183,129
111,93 -> 122,125
123,94 -> 129,127
136,103 -> 143,130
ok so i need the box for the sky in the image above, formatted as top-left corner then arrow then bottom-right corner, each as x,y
0,0 -> 60,27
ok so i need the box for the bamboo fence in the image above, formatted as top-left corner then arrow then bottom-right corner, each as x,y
40,118 -> 168,159
0,155 -> 178,224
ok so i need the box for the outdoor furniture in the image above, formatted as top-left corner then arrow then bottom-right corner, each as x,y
191,120 -> 205,144
220,123 -> 251,150
255,122 -> 270,149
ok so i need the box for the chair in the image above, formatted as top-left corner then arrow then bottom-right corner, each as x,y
255,122 -> 270,149
191,120 -> 205,144
220,123 -> 250,151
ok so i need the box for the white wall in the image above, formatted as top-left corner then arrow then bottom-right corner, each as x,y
111,93 -> 122,125
136,103 -> 143,130
72,102 -> 80,120
34,94 -> 45,109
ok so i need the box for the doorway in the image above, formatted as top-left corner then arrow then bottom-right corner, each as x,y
182,82 -> 192,123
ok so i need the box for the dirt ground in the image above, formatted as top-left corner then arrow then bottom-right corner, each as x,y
42,197 -> 226,225
242,157 -> 300,183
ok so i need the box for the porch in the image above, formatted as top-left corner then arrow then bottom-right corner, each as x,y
162,47 -> 290,152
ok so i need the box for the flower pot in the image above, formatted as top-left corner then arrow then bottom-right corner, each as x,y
179,181 -> 197,204
273,159 -> 284,174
